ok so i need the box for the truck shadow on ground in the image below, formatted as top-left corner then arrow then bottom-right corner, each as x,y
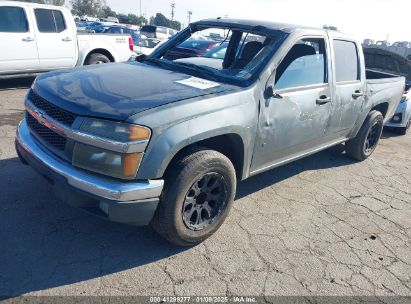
0,77 -> 35,91
0,143 -> 355,297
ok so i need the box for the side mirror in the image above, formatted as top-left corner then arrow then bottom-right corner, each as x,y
264,86 -> 283,99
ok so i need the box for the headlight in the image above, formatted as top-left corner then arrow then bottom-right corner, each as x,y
72,118 -> 151,179
79,118 -> 150,142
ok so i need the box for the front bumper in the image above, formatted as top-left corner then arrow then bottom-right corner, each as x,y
384,101 -> 410,128
15,119 -> 164,226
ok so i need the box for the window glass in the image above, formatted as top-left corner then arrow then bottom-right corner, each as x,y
150,26 -> 279,84
333,40 -> 359,82
35,9 -> 55,32
53,10 -> 66,32
35,9 -> 66,33
0,6 -> 28,32
275,38 -> 327,90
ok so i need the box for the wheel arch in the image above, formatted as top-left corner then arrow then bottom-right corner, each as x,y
83,49 -> 115,65
164,133 -> 245,180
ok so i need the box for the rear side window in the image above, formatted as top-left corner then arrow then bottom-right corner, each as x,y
35,9 -> 66,33
0,6 -> 28,32
333,40 -> 360,82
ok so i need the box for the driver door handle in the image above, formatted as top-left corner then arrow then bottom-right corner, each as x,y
352,90 -> 364,98
316,95 -> 331,105
62,37 -> 72,42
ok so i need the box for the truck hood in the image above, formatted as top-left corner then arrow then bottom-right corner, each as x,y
33,62 -> 234,121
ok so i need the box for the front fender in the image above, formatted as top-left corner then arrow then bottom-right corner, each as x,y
132,91 -> 258,180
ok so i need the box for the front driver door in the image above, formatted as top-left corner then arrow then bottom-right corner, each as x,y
250,37 -> 334,174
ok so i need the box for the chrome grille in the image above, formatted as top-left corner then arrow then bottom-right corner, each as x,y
26,112 -> 67,151
28,90 -> 76,126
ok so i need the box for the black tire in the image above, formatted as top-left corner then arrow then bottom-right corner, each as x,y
345,110 -> 384,161
151,147 -> 236,246
85,53 -> 111,65
397,119 -> 410,135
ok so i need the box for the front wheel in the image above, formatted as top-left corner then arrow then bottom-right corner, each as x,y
151,148 -> 236,246
345,110 -> 384,161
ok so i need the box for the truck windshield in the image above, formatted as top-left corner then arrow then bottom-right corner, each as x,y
145,25 -> 285,86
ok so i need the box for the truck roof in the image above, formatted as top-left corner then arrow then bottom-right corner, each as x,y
195,18 -> 321,33
0,0 -> 67,10
194,18 -> 356,42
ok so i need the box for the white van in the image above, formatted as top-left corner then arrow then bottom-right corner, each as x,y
140,25 -> 178,41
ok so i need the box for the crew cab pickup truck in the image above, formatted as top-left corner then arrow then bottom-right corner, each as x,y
15,19 -> 405,246
0,1 -> 134,78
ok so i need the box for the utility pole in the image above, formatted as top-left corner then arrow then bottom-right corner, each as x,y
139,0 -> 142,18
188,10 -> 192,24
171,3 -> 176,21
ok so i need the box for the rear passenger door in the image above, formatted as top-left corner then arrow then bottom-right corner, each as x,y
33,7 -> 77,69
0,5 -> 39,74
330,37 -> 366,135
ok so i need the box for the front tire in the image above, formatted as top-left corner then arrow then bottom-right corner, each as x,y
151,148 -> 236,246
345,110 -> 384,161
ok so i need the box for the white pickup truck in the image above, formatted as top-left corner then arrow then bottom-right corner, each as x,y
0,1 -> 134,78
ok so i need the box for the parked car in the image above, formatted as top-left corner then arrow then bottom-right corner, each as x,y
0,1 -> 135,78
392,41 -> 411,48
363,47 -> 411,135
141,25 -> 178,40
134,38 -> 164,56
376,40 -> 391,47
106,16 -> 119,23
363,39 -> 375,46
16,19 -> 404,246
164,40 -> 219,60
103,25 -> 141,45
385,84 -> 411,134
75,21 -> 89,31
81,15 -> 99,22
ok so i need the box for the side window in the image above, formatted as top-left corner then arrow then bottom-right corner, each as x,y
35,9 -> 66,33
275,38 -> 327,90
0,6 -> 28,33
333,40 -> 360,82
53,10 -> 66,32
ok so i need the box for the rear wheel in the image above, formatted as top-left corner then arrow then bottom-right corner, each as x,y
85,53 -> 111,65
151,148 -> 236,246
345,110 -> 384,161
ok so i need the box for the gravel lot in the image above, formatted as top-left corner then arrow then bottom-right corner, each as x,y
0,78 -> 410,299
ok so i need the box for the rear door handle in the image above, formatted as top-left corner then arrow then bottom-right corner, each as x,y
352,91 -> 364,98
62,37 -> 72,42
316,95 -> 331,105
22,37 -> 34,42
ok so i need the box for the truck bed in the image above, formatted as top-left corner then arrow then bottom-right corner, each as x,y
365,69 -> 405,123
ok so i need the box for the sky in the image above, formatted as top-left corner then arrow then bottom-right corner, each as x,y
106,0 -> 410,42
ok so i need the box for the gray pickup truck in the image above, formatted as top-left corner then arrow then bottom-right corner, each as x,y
15,19 -> 405,246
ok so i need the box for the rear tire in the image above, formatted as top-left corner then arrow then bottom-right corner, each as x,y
151,147 -> 236,247
345,110 -> 384,161
85,53 -> 111,65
